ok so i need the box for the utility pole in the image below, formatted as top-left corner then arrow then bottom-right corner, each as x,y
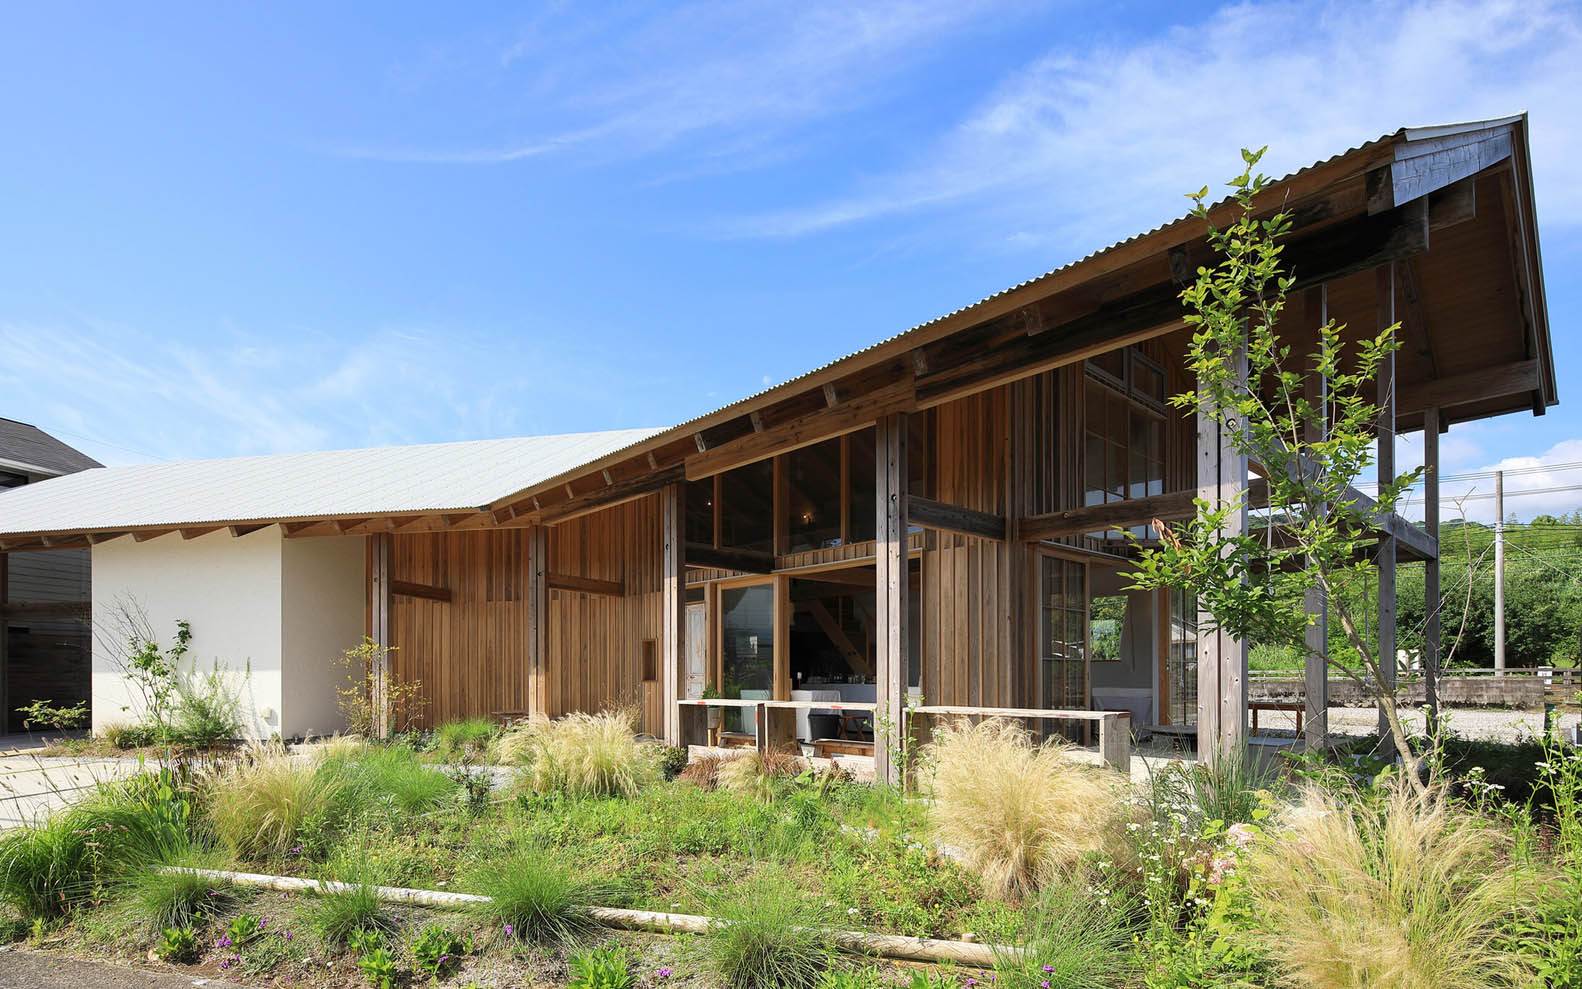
1494,469 -> 1506,675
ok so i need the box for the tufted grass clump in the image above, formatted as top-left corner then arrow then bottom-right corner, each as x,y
468,847 -> 597,945
923,717 -> 1129,901
502,711 -> 658,800
0,779 -> 190,919
116,849 -> 236,934
205,747 -> 342,861
308,879 -> 397,949
434,717 -> 499,761
703,871 -> 829,989
316,742 -> 456,816
1240,779 -> 1532,989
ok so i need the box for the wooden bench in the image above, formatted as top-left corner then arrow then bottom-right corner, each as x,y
812,738 -> 875,759
1250,701 -> 1304,736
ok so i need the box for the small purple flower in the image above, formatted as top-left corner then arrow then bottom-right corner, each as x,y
1042,982 -> 1050,989
503,923 -> 514,937
1043,965 -> 1054,973
217,935 -> 233,948
208,891 -> 218,899
284,930 -> 294,941
657,967 -> 673,979
258,918 -> 268,930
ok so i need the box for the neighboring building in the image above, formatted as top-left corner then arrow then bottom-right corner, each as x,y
0,418 -> 100,733
0,117 -> 1557,778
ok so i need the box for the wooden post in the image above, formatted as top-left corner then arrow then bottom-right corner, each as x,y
1376,264 -> 1398,757
0,552 -> 8,735
368,533 -> 392,739
874,413 -> 909,786
1303,286 -> 1330,751
660,486 -> 686,745
1196,352 -> 1248,763
1423,406 -> 1442,734
526,525 -> 549,720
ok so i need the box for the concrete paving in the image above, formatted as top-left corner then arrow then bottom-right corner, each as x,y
0,948 -> 260,989
0,738 -> 148,829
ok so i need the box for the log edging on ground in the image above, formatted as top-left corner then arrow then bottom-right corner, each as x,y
161,867 -> 1012,967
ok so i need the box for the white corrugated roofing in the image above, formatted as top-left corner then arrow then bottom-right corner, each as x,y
0,429 -> 662,535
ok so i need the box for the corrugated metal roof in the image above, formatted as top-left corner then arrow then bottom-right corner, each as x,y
0,428 -> 662,535
0,418 -> 102,476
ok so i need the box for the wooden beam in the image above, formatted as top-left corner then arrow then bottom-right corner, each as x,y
530,465 -> 686,525
905,495 -> 1006,541
1428,176 -> 1477,231
390,580 -> 451,603
546,573 -> 624,597
823,383 -> 838,407
1019,481 -> 1270,542
694,433 -> 708,453
526,526 -> 548,718
685,380 -> 913,481
132,529 -> 174,543
874,413 -> 909,786
1397,360 -> 1539,418
684,542 -> 775,574
661,485 -> 685,745
0,600 -> 91,621
179,526 -> 224,540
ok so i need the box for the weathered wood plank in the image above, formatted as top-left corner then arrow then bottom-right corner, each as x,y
546,573 -> 624,597
874,413 -> 909,786
391,580 -> 451,603
905,495 -> 1006,541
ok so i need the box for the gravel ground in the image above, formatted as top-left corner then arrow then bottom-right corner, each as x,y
1252,704 -> 1580,744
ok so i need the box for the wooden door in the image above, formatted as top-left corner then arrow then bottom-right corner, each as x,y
685,602 -> 707,699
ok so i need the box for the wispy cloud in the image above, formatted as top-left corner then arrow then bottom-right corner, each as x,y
725,0 -> 1582,243
338,0 -> 1038,168
0,321 -> 647,465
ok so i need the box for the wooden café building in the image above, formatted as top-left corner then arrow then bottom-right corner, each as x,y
0,117 -> 1556,782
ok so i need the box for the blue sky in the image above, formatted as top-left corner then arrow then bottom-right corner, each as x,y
1,0 -> 1579,521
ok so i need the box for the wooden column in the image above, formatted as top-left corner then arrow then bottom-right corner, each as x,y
368,532 -> 392,738
1422,405 -> 1442,734
1196,352 -> 1248,763
660,485 -> 685,745
0,552 -> 8,735
1375,264 -> 1399,756
874,413 -> 909,786
526,524 -> 549,720
1302,286 -> 1330,751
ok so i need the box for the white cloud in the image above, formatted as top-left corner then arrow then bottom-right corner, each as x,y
728,0 -> 1582,242
340,0 -> 1035,168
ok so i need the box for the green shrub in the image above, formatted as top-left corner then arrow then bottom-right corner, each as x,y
308,881 -> 396,949
435,718 -> 498,761
101,721 -> 156,750
169,664 -> 244,746
568,943 -> 636,989
502,711 -> 658,799
206,749 -> 341,861
356,947 -> 399,989
154,925 -> 200,963
468,847 -> 594,945
17,698 -> 89,734
704,872 -> 829,989
657,746 -> 689,780
347,927 -> 385,956
815,967 -> 887,989
410,922 -> 469,980
717,750 -> 801,804
1146,744 -> 1272,831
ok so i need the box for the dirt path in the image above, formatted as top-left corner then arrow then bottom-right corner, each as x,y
0,949 -> 262,989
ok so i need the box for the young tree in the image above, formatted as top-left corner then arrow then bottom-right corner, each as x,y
1126,148 -> 1430,791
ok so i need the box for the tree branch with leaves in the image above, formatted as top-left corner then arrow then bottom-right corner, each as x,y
1126,148 -> 1430,793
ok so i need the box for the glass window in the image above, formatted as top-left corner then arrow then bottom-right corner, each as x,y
1041,556 -> 1088,710
1083,376 -> 1169,539
786,439 -> 844,552
1090,595 -> 1128,662
1168,586 -> 1198,726
720,584 -> 776,734
719,460 -> 774,553
685,478 -> 715,548
847,430 -> 877,543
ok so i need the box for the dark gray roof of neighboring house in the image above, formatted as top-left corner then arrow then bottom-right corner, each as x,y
0,419 -> 102,477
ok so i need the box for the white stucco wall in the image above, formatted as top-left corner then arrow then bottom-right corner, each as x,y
91,528 -> 367,740
91,527 -> 284,738
280,535 -> 366,738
